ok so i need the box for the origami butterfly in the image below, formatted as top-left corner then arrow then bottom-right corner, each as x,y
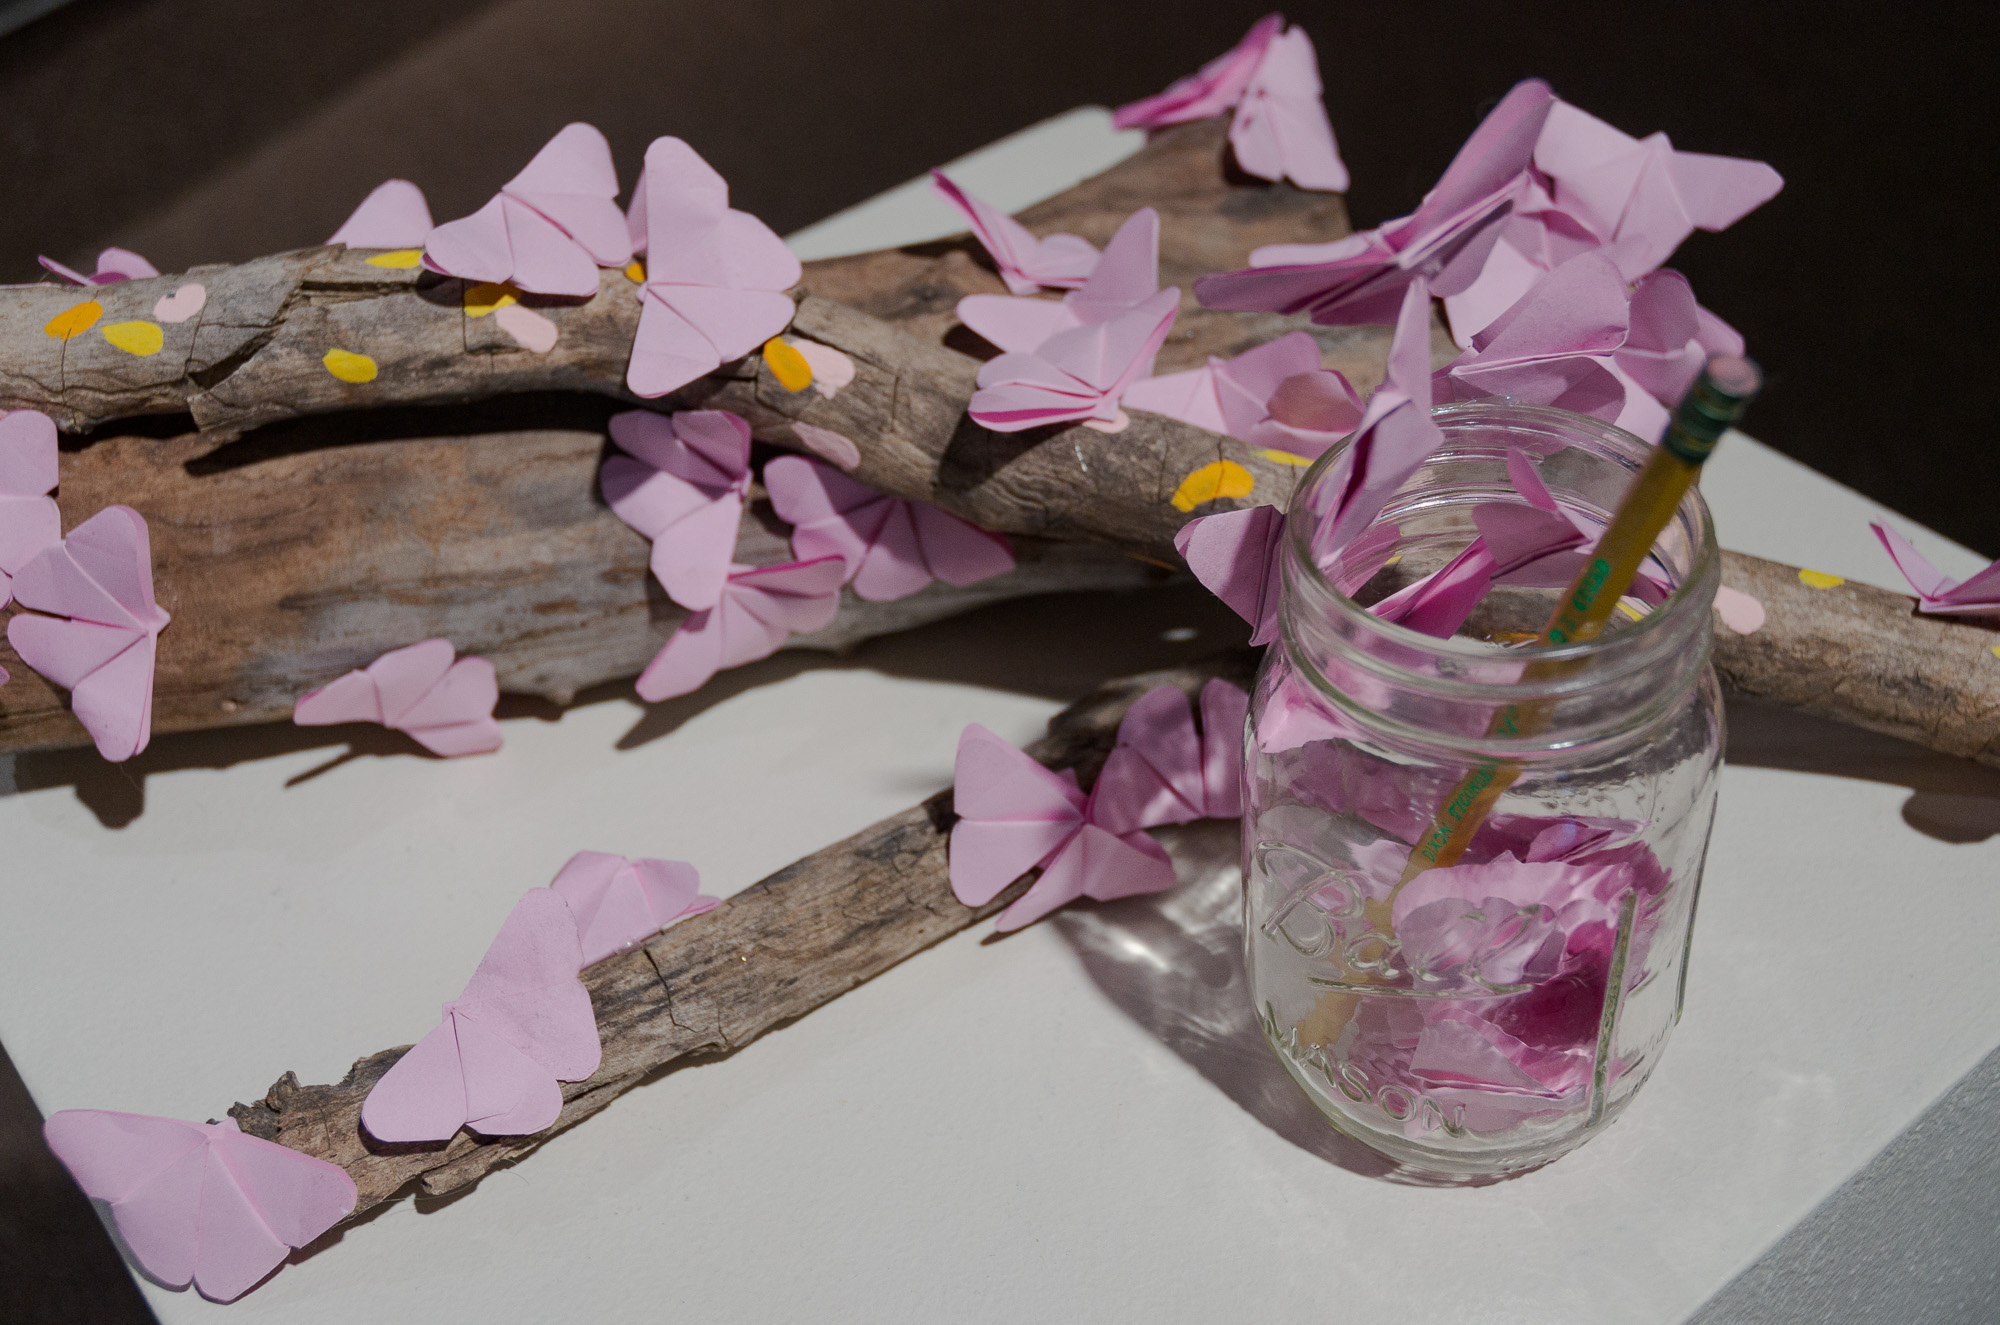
948,724 -> 1176,931
1175,503 -> 1287,646
1,408 -> 62,611
1089,680 -> 1250,835
929,170 -> 1099,294
38,246 -> 158,286
42,1111 -> 356,1303
1121,330 -> 1331,447
327,179 -> 435,248
5,505 -> 169,762
1196,78 -> 1555,325
763,455 -> 1014,602
1113,15 -> 1346,191
292,638 -> 503,757
625,136 -> 802,398
959,209 -> 1179,431
1872,524 -> 2000,618
1614,269 -> 1745,411
634,556 -> 847,702
550,851 -> 720,967
599,408 -> 752,611
423,122 -> 632,297
361,888 -> 601,1143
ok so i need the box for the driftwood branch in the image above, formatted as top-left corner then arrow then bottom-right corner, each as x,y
226,653 -> 1255,1217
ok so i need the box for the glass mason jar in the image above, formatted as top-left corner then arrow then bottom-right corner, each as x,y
1244,402 -> 1722,1181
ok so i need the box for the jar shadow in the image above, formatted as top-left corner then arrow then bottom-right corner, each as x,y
1053,819 -> 1497,1184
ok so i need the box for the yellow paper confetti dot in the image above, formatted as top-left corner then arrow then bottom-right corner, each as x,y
1256,448 -> 1315,467
463,282 -> 519,317
101,321 -> 165,356
1170,460 -> 1256,512
322,348 -> 378,383
44,301 -> 103,340
763,337 -> 814,391
1989,645 -> 2000,660
364,249 -> 423,269
625,260 -> 647,282
1798,568 -> 1845,590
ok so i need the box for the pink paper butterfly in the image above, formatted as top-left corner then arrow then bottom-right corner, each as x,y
599,408 -> 752,611
959,209 -> 1180,432
1121,330 -> 1329,445
625,136 -> 802,398
1,408 -> 62,611
43,1111 -> 356,1303
763,455 -> 1014,602
1226,26 -> 1349,192
635,556 -> 847,702
1197,79 -> 1555,325
1872,524 -> 2000,618
929,170 -> 1099,294
38,246 -> 158,286
1112,13 -> 1284,129
550,851 -> 721,967
5,505 -> 169,762
292,638 -> 502,757
1089,680 -> 1250,834
361,888 -> 601,1143
948,724 -> 1176,931
422,123 -> 633,297
1176,503 -> 1403,646
327,179 -> 435,248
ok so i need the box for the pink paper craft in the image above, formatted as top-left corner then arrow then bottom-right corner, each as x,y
1175,502 -> 1286,646
327,179 -> 435,248
38,246 -> 159,286
625,136 -> 802,398
292,638 -> 502,756
764,455 -> 1014,601
948,723 -> 1176,931
1871,523 -> 2000,618
600,408 -> 752,611
960,209 -> 1180,431
1614,269 -> 1744,409
1227,26 -> 1348,191
1112,13 -> 1283,129
788,339 -> 856,397
1,408 -> 62,611
1122,330 -> 1325,443
1196,79 -> 1555,324
1250,367 -> 1368,459
791,421 -> 862,470
929,171 -> 1099,294
422,123 -> 632,297
5,505 -> 170,762
43,1111 -> 356,1303
635,555 -> 846,701
361,888 -> 601,1143
1090,680 -> 1250,834
550,851 -> 721,967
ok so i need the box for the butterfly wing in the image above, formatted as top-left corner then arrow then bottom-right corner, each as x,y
1064,208 -> 1161,322
647,487 -> 746,612
1173,504 -> 1286,646
327,179 -> 434,248
626,289 -> 724,399
500,198 -> 602,298
908,502 -> 1014,588
1104,686 -> 1207,830
728,557 -> 846,644
292,668 -> 385,727
421,195 -> 515,284
955,294 -> 1073,355
70,632 -> 157,762
1228,29 -> 1348,192
1198,680 -> 1249,817
395,656 -> 502,757
359,1018 -> 471,1143
455,887 -> 599,1087
1077,823 -> 1178,903
993,832 -> 1092,931
653,284 -> 796,365
454,1013 -> 569,1138
849,501 -> 934,602
949,724 -> 1087,906
763,455 -> 882,575
1123,362 -> 1227,433
43,1110 -> 210,1291
635,604 -> 726,701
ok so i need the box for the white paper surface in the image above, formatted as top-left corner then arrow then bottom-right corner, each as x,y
4,112 -> 1998,1325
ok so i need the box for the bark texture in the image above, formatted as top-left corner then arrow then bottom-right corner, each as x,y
225,654 -> 1256,1219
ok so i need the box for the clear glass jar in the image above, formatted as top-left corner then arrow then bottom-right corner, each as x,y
1244,402 -> 1722,1181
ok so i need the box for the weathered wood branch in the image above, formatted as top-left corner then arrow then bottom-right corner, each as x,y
226,653 -> 1256,1218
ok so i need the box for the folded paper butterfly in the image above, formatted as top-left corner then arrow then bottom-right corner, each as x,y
1197,78 -> 1555,325
42,1111 -> 356,1303
600,408 -> 753,610
1089,681 -> 1250,835
327,179 -> 435,248
1175,503 -> 1287,647
929,171 -> 1099,294
1,408 -> 62,610
947,724 -> 1177,931
1122,330 -> 1364,457
1872,524 -> 2000,618
550,851 -> 721,967
38,246 -> 158,286
1113,14 -> 1346,191
5,504 -> 170,762
625,136 -> 802,398
763,455 -> 1014,602
422,122 -> 632,297
635,556 -> 846,702
361,888 -> 601,1143
959,208 -> 1179,431
292,638 -> 502,756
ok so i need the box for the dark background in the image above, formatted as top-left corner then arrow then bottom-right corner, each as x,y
2,2 -> 1993,1319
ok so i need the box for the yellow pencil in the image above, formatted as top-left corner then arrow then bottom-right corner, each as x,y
1392,356 -> 1763,890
